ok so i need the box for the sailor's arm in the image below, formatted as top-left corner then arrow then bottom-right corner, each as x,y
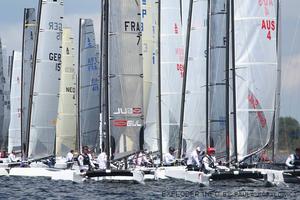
286,154 -> 294,167
78,155 -> 84,166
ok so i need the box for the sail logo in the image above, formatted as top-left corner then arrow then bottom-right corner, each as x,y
248,93 -> 267,128
113,107 -> 142,115
112,119 -> 142,127
258,0 -> 273,16
261,19 -> 276,40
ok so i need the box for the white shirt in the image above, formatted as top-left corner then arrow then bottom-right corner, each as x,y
8,153 -> 17,162
286,154 -> 300,168
97,152 -> 107,170
187,150 -> 202,167
163,153 -> 175,165
202,155 -> 216,171
66,152 -> 73,162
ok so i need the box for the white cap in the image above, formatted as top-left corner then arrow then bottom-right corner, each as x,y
196,147 -> 201,152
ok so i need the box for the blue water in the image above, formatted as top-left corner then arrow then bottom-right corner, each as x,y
0,176 -> 298,200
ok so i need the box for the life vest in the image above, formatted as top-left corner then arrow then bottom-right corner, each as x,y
83,154 -> 90,165
78,154 -> 90,166
294,154 -> 300,166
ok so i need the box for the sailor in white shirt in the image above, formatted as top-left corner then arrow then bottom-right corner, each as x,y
8,151 -> 17,163
163,147 -> 176,166
286,148 -> 300,169
66,150 -> 74,169
78,146 -> 95,172
187,147 -> 205,170
97,150 -> 107,170
202,147 -> 217,173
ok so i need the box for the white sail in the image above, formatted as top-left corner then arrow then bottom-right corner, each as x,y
78,19 -> 100,152
8,51 -> 22,153
208,1 -> 228,159
181,0 -> 208,156
160,0 -> 184,153
28,0 -> 64,159
142,0 -> 159,152
21,8 -> 36,154
56,27 -> 76,157
0,39 -> 7,151
233,0 -> 278,160
109,0 -> 143,157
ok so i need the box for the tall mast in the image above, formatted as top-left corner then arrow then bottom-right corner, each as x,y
157,0 -> 163,165
205,0 -> 211,152
177,0 -> 194,159
20,9 -> 26,156
230,0 -> 238,163
26,0 -> 42,158
103,0 -> 110,169
273,0 -> 281,162
76,19 -> 82,153
225,0 -> 230,163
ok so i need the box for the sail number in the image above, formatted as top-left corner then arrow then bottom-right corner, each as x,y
49,22 -> 62,40
49,52 -> 61,71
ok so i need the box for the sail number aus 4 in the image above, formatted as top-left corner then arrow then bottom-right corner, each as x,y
261,19 -> 275,40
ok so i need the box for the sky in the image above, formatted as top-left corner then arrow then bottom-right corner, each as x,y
0,0 -> 101,54
0,0 -> 300,121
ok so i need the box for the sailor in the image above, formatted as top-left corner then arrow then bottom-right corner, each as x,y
97,150 -> 107,170
258,150 -> 271,163
285,148 -> 300,169
66,150 -> 74,169
78,146 -> 95,173
133,150 -> 151,167
202,147 -> 217,173
187,147 -> 205,171
8,151 -> 17,162
163,147 -> 176,166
